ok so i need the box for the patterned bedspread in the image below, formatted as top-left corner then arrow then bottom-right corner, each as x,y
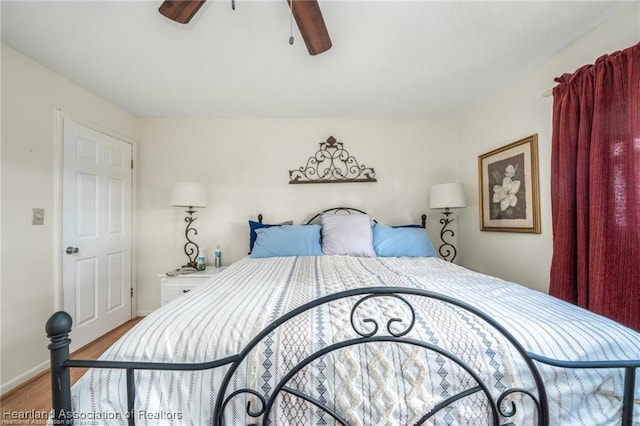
70,256 -> 640,425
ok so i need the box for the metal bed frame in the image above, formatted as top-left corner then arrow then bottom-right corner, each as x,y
302,207 -> 426,228
45,208 -> 638,425
45,288 -> 639,425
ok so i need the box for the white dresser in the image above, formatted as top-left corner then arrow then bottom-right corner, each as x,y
159,266 -> 227,305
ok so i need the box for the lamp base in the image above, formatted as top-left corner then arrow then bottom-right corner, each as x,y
182,208 -> 200,269
438,208 -> 458,262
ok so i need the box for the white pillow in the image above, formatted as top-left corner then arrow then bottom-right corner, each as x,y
320,214 -> 376,257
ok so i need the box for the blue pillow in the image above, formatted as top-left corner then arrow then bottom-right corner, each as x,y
249,220 -> 271,252
249,220 -> 292,252
250,225 -> 323,258
373,223 -> 437,257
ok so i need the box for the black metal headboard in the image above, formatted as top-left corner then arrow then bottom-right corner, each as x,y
304,207 -> 377,225
257,207 -> 427,228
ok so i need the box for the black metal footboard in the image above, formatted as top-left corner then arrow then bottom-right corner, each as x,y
46,287 -> 639,425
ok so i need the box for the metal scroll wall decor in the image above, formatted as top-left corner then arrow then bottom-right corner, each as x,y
289,136 -> 377,184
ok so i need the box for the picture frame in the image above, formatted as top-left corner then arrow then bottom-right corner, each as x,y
478,134 -> 541,233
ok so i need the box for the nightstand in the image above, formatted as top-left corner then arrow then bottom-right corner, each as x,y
159,266 -> 227,305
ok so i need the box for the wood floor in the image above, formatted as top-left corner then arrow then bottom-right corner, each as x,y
1,317 -> 142,420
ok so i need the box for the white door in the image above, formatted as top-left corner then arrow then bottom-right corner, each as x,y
62,118 -> 132,351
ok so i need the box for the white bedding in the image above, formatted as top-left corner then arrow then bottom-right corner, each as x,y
71,256 -> 640,425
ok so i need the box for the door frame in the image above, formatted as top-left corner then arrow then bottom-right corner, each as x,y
53,110 -> 138,322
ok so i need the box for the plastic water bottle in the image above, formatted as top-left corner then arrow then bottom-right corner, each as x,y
196,253 -> 206,271
214,246 -> 222,268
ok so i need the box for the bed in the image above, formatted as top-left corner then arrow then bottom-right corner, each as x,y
46,208 -> 639,425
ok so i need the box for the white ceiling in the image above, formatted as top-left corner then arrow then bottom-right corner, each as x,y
1,1 -> 635,119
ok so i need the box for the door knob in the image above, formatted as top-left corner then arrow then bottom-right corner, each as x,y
66,246 -> 79,255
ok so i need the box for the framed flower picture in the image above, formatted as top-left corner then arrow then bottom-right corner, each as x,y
478,134 -> 541,233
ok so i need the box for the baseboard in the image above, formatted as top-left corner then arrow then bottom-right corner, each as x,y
1,316 -> 146,397
136,310 -> 153,316
0,359 -> 49,396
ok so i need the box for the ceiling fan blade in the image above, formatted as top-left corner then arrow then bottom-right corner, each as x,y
288,0 -> 332,56
159,0 -> 206,24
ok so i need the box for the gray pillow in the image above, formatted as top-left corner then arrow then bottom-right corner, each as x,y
320,214 -> 376,257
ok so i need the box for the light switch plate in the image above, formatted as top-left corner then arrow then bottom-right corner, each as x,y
32,208 -> 44,225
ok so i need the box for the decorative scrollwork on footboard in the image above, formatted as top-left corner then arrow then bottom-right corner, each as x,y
213,287 -> 550,426
497,388 -> 543,420
350,293 -> 416,338
220,388 -> 267,421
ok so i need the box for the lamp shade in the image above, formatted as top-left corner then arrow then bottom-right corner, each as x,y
429,183 -> 466,209
171,182 -> 208,208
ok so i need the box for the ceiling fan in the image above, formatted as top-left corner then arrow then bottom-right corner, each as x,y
158,0 -> 332,56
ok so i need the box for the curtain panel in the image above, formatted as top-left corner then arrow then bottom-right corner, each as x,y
550,43 -> 640,331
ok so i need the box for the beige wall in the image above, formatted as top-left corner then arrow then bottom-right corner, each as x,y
456,2 -> 640,292
135,119 -> 458,314
0,45 -> 139,393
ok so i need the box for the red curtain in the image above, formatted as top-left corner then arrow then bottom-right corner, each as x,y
549,43 -> 640,331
